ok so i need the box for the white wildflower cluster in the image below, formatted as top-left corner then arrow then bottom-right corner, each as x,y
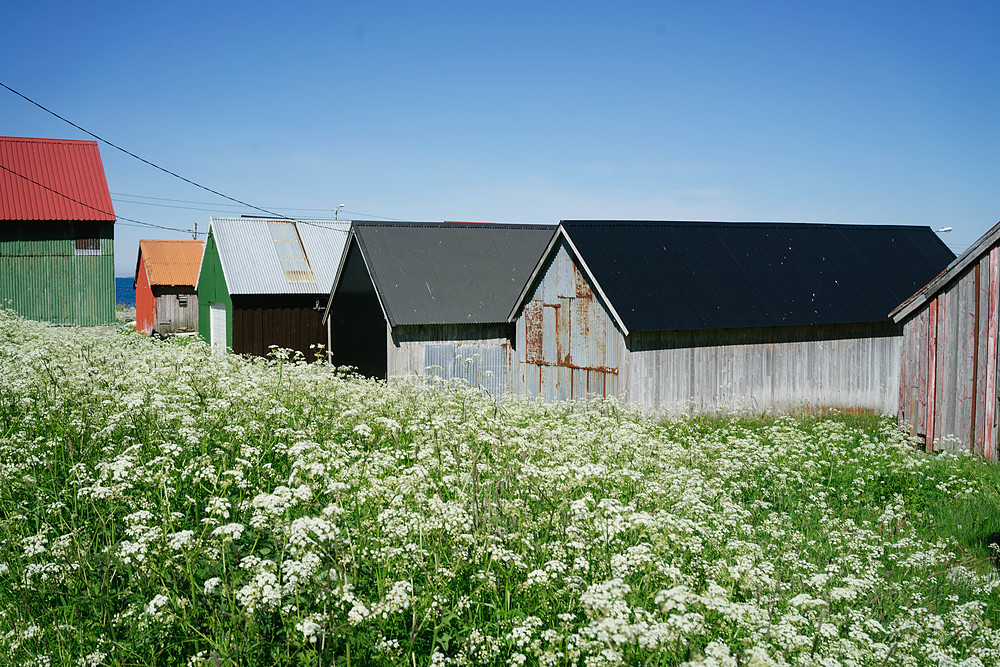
1,312 -> 999,666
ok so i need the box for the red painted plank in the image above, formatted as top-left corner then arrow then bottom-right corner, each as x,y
984,247 -> 999,461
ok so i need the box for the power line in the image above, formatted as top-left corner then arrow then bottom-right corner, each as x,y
111,192 -> 337,212
0,163 -> 202,236
2,83 -> 389,233
112,197 -> 248,215
110,193 -> 407,221
0,81 -> 304,224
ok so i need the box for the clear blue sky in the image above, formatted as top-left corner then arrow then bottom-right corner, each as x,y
2,1 -> 998,276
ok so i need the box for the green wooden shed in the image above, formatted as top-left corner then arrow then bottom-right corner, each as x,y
0,136 -> 116,325
196,217 -> 349,357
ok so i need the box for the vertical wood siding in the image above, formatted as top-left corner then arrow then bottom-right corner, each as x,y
231,295 -> 326,359
898,245 -> 1000,459
153,289 -> 198,334
624,324 -> 901,416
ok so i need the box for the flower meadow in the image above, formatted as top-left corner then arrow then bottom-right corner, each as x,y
2,312 -> 1000,667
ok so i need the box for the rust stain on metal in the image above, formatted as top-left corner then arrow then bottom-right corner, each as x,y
525,301 -> 543,364
557,297 -> 571,366
575,267 -> 592,298
526,359 -> 618,374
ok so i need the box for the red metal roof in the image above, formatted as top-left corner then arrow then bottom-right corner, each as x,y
0,136 -> 115,221
137,239 -> 205,287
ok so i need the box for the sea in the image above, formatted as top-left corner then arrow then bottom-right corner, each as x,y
115,277 -> 136,307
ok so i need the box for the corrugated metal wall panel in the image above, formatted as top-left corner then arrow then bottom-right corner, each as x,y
517,239 -> 622,402
136,253 -> 155,334
0,221 -> 113,325
197,232 -> 233,348
388,324 -> 512,394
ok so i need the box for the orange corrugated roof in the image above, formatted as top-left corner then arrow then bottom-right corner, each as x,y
138,239 -> 205,287
0,136 -> 115,221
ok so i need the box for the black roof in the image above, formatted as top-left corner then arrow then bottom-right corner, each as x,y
556,221 -> 955,333
351,221 -> 556,327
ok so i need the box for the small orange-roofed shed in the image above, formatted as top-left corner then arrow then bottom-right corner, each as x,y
134,239 -> 204,335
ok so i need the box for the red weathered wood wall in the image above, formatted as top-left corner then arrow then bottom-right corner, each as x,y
898,245 -> 999,459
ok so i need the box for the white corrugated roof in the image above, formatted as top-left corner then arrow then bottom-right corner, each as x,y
210,217 -> 350,295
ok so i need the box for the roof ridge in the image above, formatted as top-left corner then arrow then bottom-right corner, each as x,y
560,220 -> 931,230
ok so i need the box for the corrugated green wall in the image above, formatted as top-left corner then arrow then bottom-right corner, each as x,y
197,230 -> 233,348
0,221 -> 114,325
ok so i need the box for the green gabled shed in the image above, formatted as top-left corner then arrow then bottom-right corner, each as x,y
196,217 -> 349,357
0,136 -> 116,325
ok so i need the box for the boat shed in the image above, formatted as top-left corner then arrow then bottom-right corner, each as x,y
322,221 -> 555,392
508,221 -> 955,415
196,217 -> 349,357
134,239 -> 204,335
0,136 -> 116,325
891,220 -> 1000,460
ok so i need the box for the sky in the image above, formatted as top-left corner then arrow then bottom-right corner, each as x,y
2,0 -> 998,276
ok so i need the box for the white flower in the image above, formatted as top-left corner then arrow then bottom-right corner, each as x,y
145,594 -> 170,616
211,523 -> 245,543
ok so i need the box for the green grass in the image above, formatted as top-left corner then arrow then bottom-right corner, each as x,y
2,311 -> 1000,666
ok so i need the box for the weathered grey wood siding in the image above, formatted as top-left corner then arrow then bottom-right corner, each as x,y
388,323 -> 514,396
153,288 -> 198,334
898,247 -> 999,459
511,240 -> 905,415
513,239 -> 622,402
623,324 -> 902,416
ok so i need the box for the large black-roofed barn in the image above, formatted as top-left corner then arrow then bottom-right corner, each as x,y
507,220 -> 955,414
322,221 -> 555,391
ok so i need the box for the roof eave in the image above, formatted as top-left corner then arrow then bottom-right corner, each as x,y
890,220 -> 1000,322
322,227 -> 357,324
506,224 -> 631,336
322,227 -> 396,329
558,224 -> 631,337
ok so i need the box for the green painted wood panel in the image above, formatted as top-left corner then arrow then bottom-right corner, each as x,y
197,230 -> 233,349
0,221 -> 114,325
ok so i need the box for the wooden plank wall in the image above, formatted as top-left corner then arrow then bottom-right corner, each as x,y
231,295 -> 326,359
898,247 -> 999,458
153,289 -> 199,334
623,324 -> 902,416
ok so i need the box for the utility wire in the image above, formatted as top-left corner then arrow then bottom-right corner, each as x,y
0,163 -> 203,235
1,81 -> 312,225
112,192 -> 338,212
1,82 -> 391,232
